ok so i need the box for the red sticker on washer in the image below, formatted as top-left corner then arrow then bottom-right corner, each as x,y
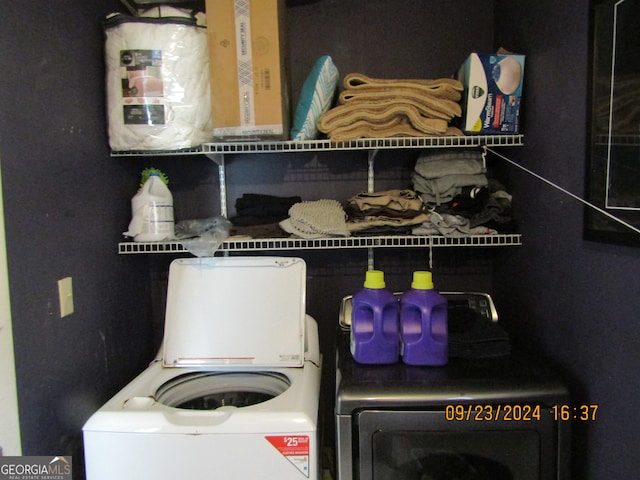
266,435 -> 309,456
266,436 -> 310,477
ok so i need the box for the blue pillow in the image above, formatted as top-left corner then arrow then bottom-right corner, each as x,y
290,55 -> 339,141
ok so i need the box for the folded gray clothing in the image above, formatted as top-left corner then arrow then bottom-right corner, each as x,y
414,149 -> 485,179
412,212 -> 497,237
412,172 -> 488,205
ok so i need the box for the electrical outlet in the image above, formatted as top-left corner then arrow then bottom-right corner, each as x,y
58,277 -> 74,318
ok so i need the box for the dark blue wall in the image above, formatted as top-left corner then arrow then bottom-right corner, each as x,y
493,1 -> 640,479
0,0 -> 154,475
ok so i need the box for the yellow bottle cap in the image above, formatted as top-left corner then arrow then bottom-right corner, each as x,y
364,270 -> 386,289
411,271 -> 434,290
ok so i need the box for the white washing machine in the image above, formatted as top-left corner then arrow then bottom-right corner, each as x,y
83,256 -> 322,480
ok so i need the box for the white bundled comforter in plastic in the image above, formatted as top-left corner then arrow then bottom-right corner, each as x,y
104,7 -> 213,151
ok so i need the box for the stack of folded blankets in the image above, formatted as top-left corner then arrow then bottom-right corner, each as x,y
411,149 -> 488,205
345,189 -> 431,235
411,149 -> 515,236
317,73 -> 465,141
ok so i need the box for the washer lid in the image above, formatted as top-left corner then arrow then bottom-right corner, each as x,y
163,257 -> 306,368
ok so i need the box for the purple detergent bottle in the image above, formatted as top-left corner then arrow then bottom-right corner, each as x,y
350,270 -> 400,364
400,271 -> 448,366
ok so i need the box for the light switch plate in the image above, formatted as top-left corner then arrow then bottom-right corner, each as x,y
58,277 -> 74,318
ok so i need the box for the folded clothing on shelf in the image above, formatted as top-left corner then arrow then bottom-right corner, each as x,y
349,213 -> 431,233
348,189 -> 426,217
440,181 -> 515,232
413,174 -> 489,205
411,149 -> 516,233
231,193 -> 301,226
414,149 -> 486,179
412,149 -> 488,205
280,199 -> 350,239
412,211 -> 497,237
346,189 -> 430,234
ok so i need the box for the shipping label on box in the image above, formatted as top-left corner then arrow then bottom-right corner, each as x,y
206,0 -> 290,140
457,53 -> 525,134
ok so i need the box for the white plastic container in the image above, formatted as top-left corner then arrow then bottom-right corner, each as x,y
125,173 -> 174,242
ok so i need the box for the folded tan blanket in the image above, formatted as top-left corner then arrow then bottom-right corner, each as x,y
349,189 -> 425,215
339,93 -> 461,120
317,72 -> 464,141
344,73 -> 463,101
318,102 -> 449,135
339,73 -> 462,119
347,212 -> 432,232
325,118 -> 463,142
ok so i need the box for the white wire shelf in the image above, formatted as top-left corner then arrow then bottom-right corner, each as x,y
114,135 -> 524,255
118,234 -> 522,254
111,134 -> 524,156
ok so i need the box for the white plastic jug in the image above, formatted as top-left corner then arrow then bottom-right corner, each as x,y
124,173 -> 175,242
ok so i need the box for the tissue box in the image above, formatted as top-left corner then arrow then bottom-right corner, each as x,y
206,0 -> 290,140
457,53 -> 525,134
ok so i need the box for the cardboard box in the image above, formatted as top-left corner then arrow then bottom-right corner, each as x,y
206,0 -> 290,140
457,53 -> 525,134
